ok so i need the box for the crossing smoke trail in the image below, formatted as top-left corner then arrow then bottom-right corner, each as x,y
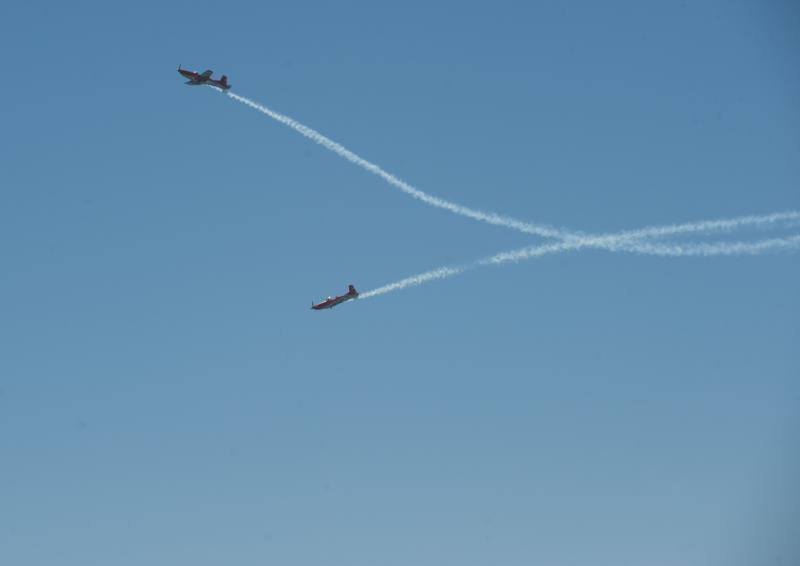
560,210 -> 800,246
359,234 -> 800,299
226,92 -> 800,249
224,90 -> 799,300
483,234 -> 800,264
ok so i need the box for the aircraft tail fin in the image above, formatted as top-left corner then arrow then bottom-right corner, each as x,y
349,284 -> 358,295
220,75 -> 229,88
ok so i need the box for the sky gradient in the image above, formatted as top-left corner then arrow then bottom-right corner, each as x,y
1,1 -> 799,565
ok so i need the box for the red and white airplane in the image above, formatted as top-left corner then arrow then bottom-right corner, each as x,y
311,285 -> 359,310
177,65 -> 231,90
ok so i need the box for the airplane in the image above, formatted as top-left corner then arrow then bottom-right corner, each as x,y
177,65 -> 231,90
311,285 -> 359,310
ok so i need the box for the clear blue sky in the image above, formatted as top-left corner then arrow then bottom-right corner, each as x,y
1,1 -> 798,565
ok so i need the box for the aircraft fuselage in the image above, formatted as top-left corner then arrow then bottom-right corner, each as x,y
312,285 -> 359,310
177,67 -> 231,90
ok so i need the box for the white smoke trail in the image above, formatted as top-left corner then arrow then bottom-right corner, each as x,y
561,210 -> 800,246
359,234 -> 800,298
482,234 -> 800,265
227,92 -> 800,252
225,90 -> 800,300
358,266 -> 467,298
226,92 -> 563,239
600,234 -> 800,258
